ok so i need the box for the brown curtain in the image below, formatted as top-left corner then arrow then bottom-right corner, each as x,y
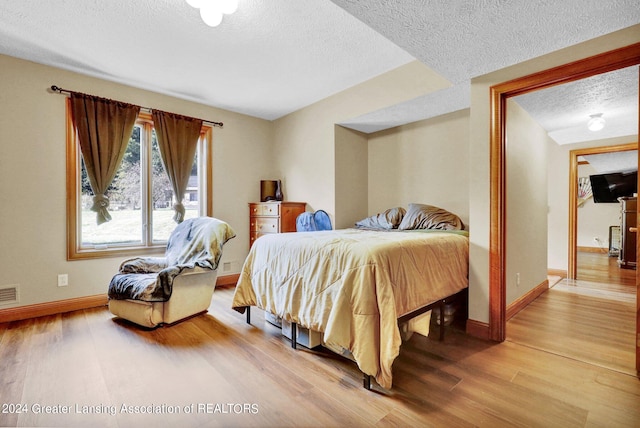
70,93 -> 140,225
152,110 -> 203,223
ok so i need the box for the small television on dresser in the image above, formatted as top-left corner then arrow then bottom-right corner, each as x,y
589,170 -> 638,203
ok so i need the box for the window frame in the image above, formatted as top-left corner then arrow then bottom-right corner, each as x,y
66,100 -> 213,260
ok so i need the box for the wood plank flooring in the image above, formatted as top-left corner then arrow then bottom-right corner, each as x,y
508,251 -> 636,374
576,251 -> 636,287
507,281 -> 636,375
1,265 -> 639,427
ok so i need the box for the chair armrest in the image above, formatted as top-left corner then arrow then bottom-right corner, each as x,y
119,257 -> 168,274
157,264 -> 212,279
153,264 -> 213,296
173,266 -> 211,276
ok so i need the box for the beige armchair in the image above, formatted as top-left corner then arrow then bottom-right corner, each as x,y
108,217 -> 235,328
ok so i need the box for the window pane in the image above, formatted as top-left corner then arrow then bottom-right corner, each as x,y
184,150 -> 200,221
80,127 -> 143,247
151,135 -> 200,242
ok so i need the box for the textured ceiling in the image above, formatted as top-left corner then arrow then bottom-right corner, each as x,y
513,66 -> 639,145
583,150 -> 638,173
0,0 -> 638,145
331,0 -> 639,84
331,0 -> 640,139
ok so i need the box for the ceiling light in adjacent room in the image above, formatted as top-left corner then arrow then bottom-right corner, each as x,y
587,113 -> 605,132
187,0 -> 238,27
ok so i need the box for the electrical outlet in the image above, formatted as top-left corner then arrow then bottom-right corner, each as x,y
516,272 -> 520,287
223,262 -> 232,272
57,274 -> 68,287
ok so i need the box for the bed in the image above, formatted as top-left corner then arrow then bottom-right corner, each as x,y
231,204 -> 469,390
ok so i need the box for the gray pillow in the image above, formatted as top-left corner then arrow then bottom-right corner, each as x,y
397,203 -> 464,231
355,207 -> 406,230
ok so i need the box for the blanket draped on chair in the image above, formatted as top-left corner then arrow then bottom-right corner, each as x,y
108,217 -> 235,302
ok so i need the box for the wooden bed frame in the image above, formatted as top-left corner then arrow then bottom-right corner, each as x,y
241,287 -> 468,390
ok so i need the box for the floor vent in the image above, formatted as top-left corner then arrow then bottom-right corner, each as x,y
0,285 -> 19,305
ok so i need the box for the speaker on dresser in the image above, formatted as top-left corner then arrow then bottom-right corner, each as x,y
260,180 -> 283,202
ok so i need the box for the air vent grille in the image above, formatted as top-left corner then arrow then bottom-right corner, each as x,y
0,285 -> 19,305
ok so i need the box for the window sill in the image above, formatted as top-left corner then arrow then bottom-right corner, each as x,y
68,245 -> 166,261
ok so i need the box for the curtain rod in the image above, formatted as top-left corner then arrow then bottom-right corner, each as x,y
50,85 -> 223,128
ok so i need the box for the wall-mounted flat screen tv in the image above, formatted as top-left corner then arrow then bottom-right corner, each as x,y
589,171 -> 637,203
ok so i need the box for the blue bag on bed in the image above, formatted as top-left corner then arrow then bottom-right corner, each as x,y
313,210 -> 332,231
296,210 -> 332,231
296,212 -> 315,231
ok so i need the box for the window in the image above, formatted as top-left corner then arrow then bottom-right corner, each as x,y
67,104 -> 213,260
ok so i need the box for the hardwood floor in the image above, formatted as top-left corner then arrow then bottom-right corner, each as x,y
576,250 -> 636,287
1,275 -> 639,427
507,251 -> 637,412
507,280 -> 636,375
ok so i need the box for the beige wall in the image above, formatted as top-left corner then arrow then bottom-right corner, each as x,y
273,60 -> 451,227
0,55 -> 451,310
505,100 -> 549,305
468,24 -> 640,323
367,109 -> 470,226
334,125 -> 369,229
2,24 -> 639,328
0,54 -> 274,308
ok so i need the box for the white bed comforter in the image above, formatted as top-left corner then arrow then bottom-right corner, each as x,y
231,228 -> 469,389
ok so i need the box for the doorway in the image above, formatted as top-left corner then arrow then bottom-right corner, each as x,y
489,43 -> 640,373
569,144 -> 638,281
506,143 -> 638,376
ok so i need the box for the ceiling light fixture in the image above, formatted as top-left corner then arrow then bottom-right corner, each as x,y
587,113 -> 605,132
186,0 -> 238,27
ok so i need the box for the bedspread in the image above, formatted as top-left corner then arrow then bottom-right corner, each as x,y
231,228 -> 469,389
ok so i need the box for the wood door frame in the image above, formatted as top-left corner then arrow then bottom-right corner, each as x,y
569,143 -> 638,279
489,42 -> 640,343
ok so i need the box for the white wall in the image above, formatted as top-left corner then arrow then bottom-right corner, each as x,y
0,54 -> 274,308
547,136 -> 637,272
577,163 -> 624,250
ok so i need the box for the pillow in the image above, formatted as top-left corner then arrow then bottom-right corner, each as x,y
355,207 -> 406,230
397,203 -> 464,231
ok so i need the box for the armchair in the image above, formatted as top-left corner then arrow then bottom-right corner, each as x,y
108,217 -> 236,327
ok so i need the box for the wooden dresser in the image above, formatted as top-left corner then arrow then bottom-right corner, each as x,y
618,196 -> 637,269
249,201 -> 306,247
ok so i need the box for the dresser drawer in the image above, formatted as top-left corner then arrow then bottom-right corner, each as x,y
248,201 -> 306,248
250,231 -> 271,247
251,217 -> 278,233
250,203 -> 280,217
